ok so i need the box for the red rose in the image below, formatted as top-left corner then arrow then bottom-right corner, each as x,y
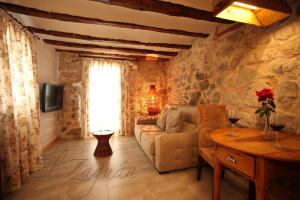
256,88 -> 274,102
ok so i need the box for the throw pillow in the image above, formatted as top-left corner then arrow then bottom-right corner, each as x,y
181,121 -> 198,134
166,110 -> 182,133
156,108 -> 168,130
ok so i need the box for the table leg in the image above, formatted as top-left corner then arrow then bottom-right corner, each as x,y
255,158 -> 270,200
214,160 -> 222,200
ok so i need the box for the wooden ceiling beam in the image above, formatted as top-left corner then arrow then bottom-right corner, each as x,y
80,55 -> 137,61
45,39 -> 177,56
27,26 -> 191,49
56,49 -> 169,61
0,2 -> 209,37
90,0 -> 232,24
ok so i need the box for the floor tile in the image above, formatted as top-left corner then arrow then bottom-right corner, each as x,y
3,136 -> 248,200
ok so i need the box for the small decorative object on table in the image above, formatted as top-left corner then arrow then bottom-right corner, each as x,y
227,109 -> 240,136
255,88 -> 276,139
296,122 -> 300,140
269,112 -> 286,148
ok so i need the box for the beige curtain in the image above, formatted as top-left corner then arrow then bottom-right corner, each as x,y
120,62 -> 131,136
81,58 -> 135,138
0,11 -> 42,193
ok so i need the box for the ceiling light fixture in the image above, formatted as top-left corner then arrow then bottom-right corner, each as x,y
145,54 -> 159,61
212,0 -> 292,26
232,2 -> 258,10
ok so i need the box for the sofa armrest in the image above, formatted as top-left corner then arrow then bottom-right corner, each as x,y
154,132 -> 198,172
135,116 -> 157,125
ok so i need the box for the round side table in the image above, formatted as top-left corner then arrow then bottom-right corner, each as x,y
92,130 -> 114,157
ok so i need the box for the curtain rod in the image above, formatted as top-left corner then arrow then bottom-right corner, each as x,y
3,10 -> 40,40
79,55 -> 138,61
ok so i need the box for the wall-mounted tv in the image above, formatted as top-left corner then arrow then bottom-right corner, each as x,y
41,83 -> 64,112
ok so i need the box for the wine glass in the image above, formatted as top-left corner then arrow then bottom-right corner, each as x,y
296,121 -> 300,140
227,109 -> 240,136
270,113 -> 285,148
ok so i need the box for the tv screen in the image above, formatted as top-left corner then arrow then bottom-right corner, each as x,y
41,83 -> 64,112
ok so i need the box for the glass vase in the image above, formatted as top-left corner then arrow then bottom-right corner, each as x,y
263,115 -> 273,140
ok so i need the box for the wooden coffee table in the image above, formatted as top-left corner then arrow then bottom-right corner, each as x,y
92,130 -> 114,157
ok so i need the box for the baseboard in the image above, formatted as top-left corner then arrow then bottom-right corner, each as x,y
42,136 -> 57,152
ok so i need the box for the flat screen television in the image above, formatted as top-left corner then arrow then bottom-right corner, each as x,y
41,83 -> 64,112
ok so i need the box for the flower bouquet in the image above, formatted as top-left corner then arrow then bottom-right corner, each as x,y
255,88 -> 276,139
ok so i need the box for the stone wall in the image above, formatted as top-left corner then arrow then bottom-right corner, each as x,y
167,6 -> 300,132
130,60 -> 167,114
57,53 -> 167,137
58,53 -> 82,139
128,60 -> 167,133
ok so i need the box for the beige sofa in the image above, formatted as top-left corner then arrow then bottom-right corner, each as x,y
134,106 -> 198,172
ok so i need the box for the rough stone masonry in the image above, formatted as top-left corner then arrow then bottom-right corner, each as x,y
167,5 -> 300,133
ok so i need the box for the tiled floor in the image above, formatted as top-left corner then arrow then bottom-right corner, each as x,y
4,136 -> 248,200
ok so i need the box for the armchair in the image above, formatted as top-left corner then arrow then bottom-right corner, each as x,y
197,104 -> 227,180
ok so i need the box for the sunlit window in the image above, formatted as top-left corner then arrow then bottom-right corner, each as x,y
87,62 -> 121,133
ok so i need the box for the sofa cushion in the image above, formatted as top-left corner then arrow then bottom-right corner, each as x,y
181,121 -> 198,134
141,131 -> 165,156
177,106 -> 198,124
156,108 -> 168,130
166,110 -> 182,133
134,125 -> 162,143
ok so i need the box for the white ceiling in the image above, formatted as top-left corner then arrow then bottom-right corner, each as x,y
1,0 -> 220,59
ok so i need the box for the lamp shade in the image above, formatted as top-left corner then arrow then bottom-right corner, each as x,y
212,0 -> 292,26
147,85 -> 160,116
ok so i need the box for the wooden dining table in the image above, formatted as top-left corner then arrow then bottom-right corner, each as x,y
210,128 -> 300,200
